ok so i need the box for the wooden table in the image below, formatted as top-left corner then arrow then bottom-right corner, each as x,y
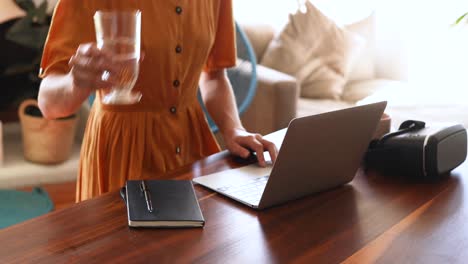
0,151 -> 466,264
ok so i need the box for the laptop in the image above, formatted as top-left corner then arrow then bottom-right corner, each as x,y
193,101 -> 387,210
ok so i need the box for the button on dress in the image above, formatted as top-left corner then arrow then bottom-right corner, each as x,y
39,0 -> 236,201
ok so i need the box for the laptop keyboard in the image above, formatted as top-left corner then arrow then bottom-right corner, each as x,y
216,175 -> 269,205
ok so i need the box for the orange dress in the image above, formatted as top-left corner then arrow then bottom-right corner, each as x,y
40,0 -> 236,201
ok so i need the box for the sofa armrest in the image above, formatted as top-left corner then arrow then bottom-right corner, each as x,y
241,64 -> 299,135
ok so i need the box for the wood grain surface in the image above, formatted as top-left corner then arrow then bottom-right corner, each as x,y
0,150 -> 466,264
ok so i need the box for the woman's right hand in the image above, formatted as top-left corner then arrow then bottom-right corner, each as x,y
68,43 -> 116,92
38,43 -> 119,119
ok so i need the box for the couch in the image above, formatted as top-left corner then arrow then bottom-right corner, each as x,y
237,16 -> 382,136
239,11 -> 468,133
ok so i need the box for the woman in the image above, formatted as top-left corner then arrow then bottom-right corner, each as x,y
38,0 -> 278,201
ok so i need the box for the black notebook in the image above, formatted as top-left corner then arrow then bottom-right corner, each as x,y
122,180 -> 205,228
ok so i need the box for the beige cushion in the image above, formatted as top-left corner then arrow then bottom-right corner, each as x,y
241,24 -> 276,62
260,1 -> 364,100
341,79 -> 396,103
343,79 -> 419,104
345,12 -> 376,81
297,97 -> 354,118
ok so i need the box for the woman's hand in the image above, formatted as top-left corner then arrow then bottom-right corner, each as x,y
198,69 -> 277,166
68,43 -> 117,92
38,43 -> 119,119
223,128 -> 278,167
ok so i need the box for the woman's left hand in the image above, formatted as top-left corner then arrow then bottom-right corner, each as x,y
223,128 -> 278,167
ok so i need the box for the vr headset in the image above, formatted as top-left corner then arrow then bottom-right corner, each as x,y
365,120 -> 467,181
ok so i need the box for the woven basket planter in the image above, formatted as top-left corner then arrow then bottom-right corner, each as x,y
18,99 -> 78,164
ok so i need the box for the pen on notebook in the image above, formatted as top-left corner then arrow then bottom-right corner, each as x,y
140,180 -> 153,213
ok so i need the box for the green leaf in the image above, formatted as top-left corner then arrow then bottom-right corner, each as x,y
6,17 -> 49,50
454,12 -> 468,25
33,1 -> 48,24
3,63 -> 37,76
15,0 -> 35,12
3,0 -> 50,79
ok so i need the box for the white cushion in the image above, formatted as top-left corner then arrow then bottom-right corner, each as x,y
297,98 -> 354,118
345,13 -> 376,81
342,79 -> 402,103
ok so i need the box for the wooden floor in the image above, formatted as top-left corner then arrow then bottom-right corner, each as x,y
20,181 -> 77,211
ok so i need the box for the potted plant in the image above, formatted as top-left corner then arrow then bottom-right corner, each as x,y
455,12 -> 468,25
3,0 -> 78,164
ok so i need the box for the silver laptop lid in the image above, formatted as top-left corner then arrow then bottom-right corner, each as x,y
258,101 -> 387,209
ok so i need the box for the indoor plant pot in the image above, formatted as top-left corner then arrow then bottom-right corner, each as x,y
18,99 -> 77,164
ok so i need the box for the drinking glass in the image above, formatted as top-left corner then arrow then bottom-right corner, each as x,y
93,10 -> 142,104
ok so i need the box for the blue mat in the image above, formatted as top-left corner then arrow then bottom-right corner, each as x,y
0,187 -> 54,229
